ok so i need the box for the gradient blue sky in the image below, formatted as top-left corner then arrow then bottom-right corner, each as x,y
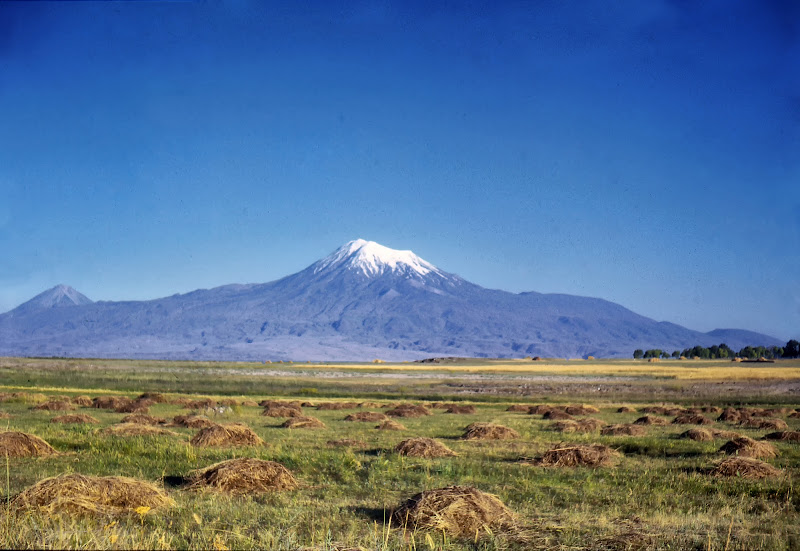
1,1 -> 798,340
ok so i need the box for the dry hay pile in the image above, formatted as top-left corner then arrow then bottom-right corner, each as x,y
344,411 -> 387,422
528,405 -> 554,415
762,431 -> 800,442
0,431 -> 57,457
115,399 -> 153,414
316,401 -> 358,410
281,416 -> 325,429
187,458 -> 297,494
551,418 -> 606,434
788,411 -> 800,419
171,414 -> 215,429
679,428 -> 714,442
50,414 -> 99,425
33,400 -> 75,412
219,398 -> 239,406
386,404 -> 432,418
710,457 -> 781,479
104,424 -> 178,437
462,422 -> 519,440
395,437 -> 457,458
241,400 -> 259,407
10,473 -> 173,516
740,418 -> 789,431
719,436 -> 778,459
634,415 -> 668,426
92,396 -> 129,410
392,486 -> 515,539
259,399 -> 301,408
71,395 -> 93,407
506,404 -> 531,413
543,410 -> 574,421
672,414 -> 713,425
359,401 -> 383,409
183,398 -> 216,410
718,408 -> 746,423
524,444 -> 620,468
261,405 -> 303,418
445,405 -> 477,414
121,413 -> 166,425
664,407 -> 686,416
601,424 -> 647,436
137,392 -> 167,403
617,406 -> 636,413
640,406 -> 669,415
327,438 -> 367,448
190,423 -> 264,447
376,419 -> 406,431
564,404 -> 600,415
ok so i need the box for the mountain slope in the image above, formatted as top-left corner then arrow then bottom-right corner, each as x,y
0,240 -> 783,360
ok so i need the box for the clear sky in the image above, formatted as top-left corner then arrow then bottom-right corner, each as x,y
1,1 -> 798,341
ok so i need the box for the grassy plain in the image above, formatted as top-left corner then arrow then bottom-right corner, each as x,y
0,357 -> 799,550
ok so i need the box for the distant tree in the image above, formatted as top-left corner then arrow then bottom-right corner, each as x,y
660,351 -> 670,359
633,349 -> 644,359
784,340 -> 800,358
672,350 -> 680,358
644,349 -> 662,359
772,346 -> 784,358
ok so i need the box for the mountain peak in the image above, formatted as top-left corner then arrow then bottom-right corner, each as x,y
313,239 -> 445,279
10,284 -> 93,315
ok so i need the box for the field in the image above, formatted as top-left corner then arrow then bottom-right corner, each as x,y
1,357 -> 799,550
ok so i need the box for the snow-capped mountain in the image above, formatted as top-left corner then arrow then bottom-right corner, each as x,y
0,240 -> 783,360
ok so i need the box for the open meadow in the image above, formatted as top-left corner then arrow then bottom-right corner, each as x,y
1,357 -> 799,550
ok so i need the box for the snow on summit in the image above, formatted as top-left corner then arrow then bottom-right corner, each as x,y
313,239 -> 445,278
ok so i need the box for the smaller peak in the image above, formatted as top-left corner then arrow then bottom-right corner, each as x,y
11,284 -> 93,314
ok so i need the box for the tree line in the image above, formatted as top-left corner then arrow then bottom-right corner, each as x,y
633,339 -> 799,360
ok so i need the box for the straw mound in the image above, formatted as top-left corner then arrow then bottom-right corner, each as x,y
524,444 -> 620,467
601,424 -> 647,436
261,405 -> 303,418
564,404 -> 600,415
528,405 -> 553,415
393,486 -> 515,539
187,458 -> 297,494
72,395 -> 93,407
0,431 -> 57,457
386,404 -> 432,418
92,396 -> 129,410
121,413 -> 166,426
740,418 -> 789,431
445,405 -> 477,414
506,405 -> 531,413
719,436 -> 778,458
617,406 -> 636,413
183,398 -> 216,410
395,438 -> 457,458
11,473 -> 173,516
461,422 -> 519,440
137,392 -> 167,403
359,401 -> 383,409
344,411 -> 387,422
50,414 -> 99,425
788,411 -> 800,419
115,400 -> 153,414
551,418 -> 606,433
316,402 -> 359,410
634,415 -> 668,426
171,415 -> 215,429
543,410 -> 574,421
762,431 -> 800,442
327,438 -> 367,448
711,457 -> 781,479
241,400 -> 259,407
376,419 -> 406,431
281,416 -> 325,429
104,424 -> 178,437
190,423 -> 264,447
672,414 -> 713,425
219,399 -> 239,406
718,408 -> 744,423
641,406 -> 668,415
679,428 -> 713,442
33,401 -> 75,411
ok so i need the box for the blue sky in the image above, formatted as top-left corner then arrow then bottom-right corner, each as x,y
1,1 -> 798,340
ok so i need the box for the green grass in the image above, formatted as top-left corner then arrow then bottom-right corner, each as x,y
0,358 -> 798,549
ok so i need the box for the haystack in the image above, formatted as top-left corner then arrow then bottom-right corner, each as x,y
50,414 -> 99,425
640,406 -> 668,415
543,410 -> 574,421
528,405 -> 554,415
376,419 -> 406,431
316,402 -> 359,410
506,405 -> 531,413
393,486 -> 515,539
788,411 -> 800,419
121,413 -> 167,426
672,414 -> 713,425
740,418 -> 788,431
359,401 -> 383,409
762,431 -> 800,442
601,424 -> 646,436
719,436 -> 777,458
11,473 -> 173,516
241,400 -> 259,407
261,405 -> 303,418
137,392 -> 167,403
344,411 -> 387,422
617,406 -> 636,413
718,408 -> 744,423
394,438 -> 457,458
187,458 -> 297,494
524,444 -> 620,467
564,404 -> 600,415
190,423 -> 264,447
219,398 -> 239,407
183,398 -> 216,410
551,419 -> 606,433
0,431 -> 57,457
33,400 -> 75,411
281,416 -> 325,429
115,400 -> 153,414
386,404 -> 432,418
461,422 -> 519,440
710,457 -> 781,479
92,396 -> 130,410
104,424 -> 178,437
71,395 -> 93,407
679,428 -> 713,442
634,415 -> 668,426
171,414 -> 215,429
445,405 -> 477,414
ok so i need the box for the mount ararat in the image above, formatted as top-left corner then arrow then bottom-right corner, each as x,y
0,240 -> 781,361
